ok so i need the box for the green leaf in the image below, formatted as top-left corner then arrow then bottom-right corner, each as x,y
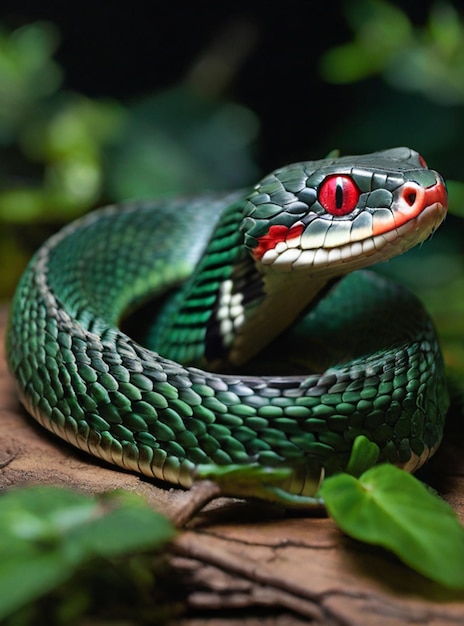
320,464 -> 464,589
0,487 -> 176,619
64,491 -> 175,562
345,435 -> 380,477
0,556 -> 71,622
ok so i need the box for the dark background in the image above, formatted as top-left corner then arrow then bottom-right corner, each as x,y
0,0 -> 441,171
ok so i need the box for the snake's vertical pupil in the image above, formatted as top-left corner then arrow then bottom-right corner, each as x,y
335,179 -> 343,209
318,174 -> 360,216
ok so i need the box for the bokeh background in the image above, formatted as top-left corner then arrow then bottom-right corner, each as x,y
1,0 -> 463,373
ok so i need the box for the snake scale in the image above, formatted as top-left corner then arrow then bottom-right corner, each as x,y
6,147 -> 449,505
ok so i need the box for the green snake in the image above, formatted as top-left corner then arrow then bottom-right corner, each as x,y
6,147 -> 449,506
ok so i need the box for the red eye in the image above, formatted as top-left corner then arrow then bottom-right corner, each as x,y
318,175 -> 360,216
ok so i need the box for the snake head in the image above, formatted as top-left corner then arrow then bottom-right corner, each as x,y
241,147 -> 448,275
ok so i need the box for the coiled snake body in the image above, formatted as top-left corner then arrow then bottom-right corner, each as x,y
6,148 -> 449,505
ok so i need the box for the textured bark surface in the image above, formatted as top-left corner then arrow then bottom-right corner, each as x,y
1,304 -> 464,624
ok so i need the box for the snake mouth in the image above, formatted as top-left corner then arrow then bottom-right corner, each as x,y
254,173 -> 448,273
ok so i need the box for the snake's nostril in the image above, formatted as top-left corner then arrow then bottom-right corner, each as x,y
406,191 -> 417,206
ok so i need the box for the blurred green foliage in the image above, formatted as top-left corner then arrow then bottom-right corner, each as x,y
107,86 -> 258,201
318,1 -> 464,182
0,22 -> 123,295
0,21 -> 259,298
0,22 -> 125,223
0,487 -> 176,624
321,0 -> 464,105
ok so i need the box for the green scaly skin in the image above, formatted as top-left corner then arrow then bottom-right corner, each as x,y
6,148 -> 449,506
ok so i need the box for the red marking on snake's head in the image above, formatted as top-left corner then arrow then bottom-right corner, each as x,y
252,222 -> 304,260
372,175 -> 448,237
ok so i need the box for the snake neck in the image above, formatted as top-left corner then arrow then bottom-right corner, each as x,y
224,268 -> 332,366
152,199 -> 333,369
